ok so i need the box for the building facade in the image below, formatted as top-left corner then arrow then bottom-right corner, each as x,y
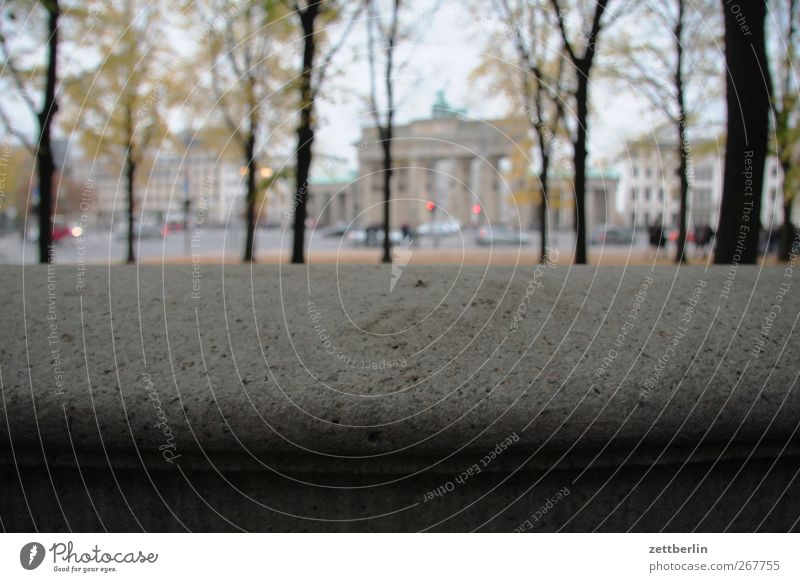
340,96 -> 616,232
73,148 -> 288,228
72,98 -> 621,236
618,136 -> 791,231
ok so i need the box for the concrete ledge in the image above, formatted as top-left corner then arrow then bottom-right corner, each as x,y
1,265 -> 798,531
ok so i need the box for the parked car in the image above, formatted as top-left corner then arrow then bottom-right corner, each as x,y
165,220 -> 184,232
114,223 -> 169,240
143,223 -> 172,239
590,224 -> 635,245
320,222 -> 352,237
51,220 -> 75,243
27,219 -> 80,244
345,223 -> 403,247
668,229 -> 696,243
416,219 -> 461,236
476,225 -> 530,246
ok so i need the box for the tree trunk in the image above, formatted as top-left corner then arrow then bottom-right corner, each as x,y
37,2 -> 60,264
126,152 -> 136,265
550,0 -> 607,265
776,0 -> 798,261
675,117 -> 690,263
243,133 -> 257,262
779,161 -> 796,260
291,5 -> 319,265
37,147 -> 55,264
573,73 -> 589,265
380,0 -> 398,265
714,0 -> 771,264
539,155 -> 550,263
381,137 -> 392,263
674,0 -> 689,263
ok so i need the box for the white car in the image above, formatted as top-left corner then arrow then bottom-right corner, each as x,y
114,223 -> 168,240
476,225 -> 530,246
345,225 -> 403,247
416,219 -> 461,236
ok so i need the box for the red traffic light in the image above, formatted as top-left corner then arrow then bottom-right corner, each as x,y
472,203 -> 482,215
425,200 -> 436,212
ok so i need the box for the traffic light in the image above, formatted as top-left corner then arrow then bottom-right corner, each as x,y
425,200 -> 436,212
472,203 -> 482,215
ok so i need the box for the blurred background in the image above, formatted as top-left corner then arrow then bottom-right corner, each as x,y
0,0 -> 796,266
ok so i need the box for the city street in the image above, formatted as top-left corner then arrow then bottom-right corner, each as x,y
0,225 -> 690,265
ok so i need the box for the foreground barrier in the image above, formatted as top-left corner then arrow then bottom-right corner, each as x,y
0,265 -> 797,531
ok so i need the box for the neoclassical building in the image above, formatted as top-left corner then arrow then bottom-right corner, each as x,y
311,93 -> 618,232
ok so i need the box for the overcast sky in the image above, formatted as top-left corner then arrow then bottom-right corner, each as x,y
2,0 -> 728,184
309,1 -> 724,175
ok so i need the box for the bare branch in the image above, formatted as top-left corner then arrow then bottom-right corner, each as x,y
222,16 -> 246,80
314,2 -> 364,93
365,0 -> 383,131
0,103 -> 34,154
0,33 -> 37,115
208,43 -> 247,148
549,0 -> 578,64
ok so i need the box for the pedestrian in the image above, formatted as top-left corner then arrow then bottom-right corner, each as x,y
365,224 -> 377,247
694,223 -> 713,258
649,215 -> 666,257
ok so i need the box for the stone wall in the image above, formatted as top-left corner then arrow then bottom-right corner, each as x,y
1,265 -> 797,531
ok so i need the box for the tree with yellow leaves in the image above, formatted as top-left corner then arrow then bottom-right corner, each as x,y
473,0 -> 567,263
62,0 -> 171,264
290,0 -> 361,264
495,0 -> 566,263
187,0 -> 294,262
0,0 -> 61,263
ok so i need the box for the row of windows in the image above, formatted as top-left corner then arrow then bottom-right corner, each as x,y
631,188 -> 711,204
630,186 -> 777,205
632,164 -> 714,182
630,187 -> 664,202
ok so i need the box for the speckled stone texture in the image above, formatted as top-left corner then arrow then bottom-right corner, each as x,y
0,265 -> 798,531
